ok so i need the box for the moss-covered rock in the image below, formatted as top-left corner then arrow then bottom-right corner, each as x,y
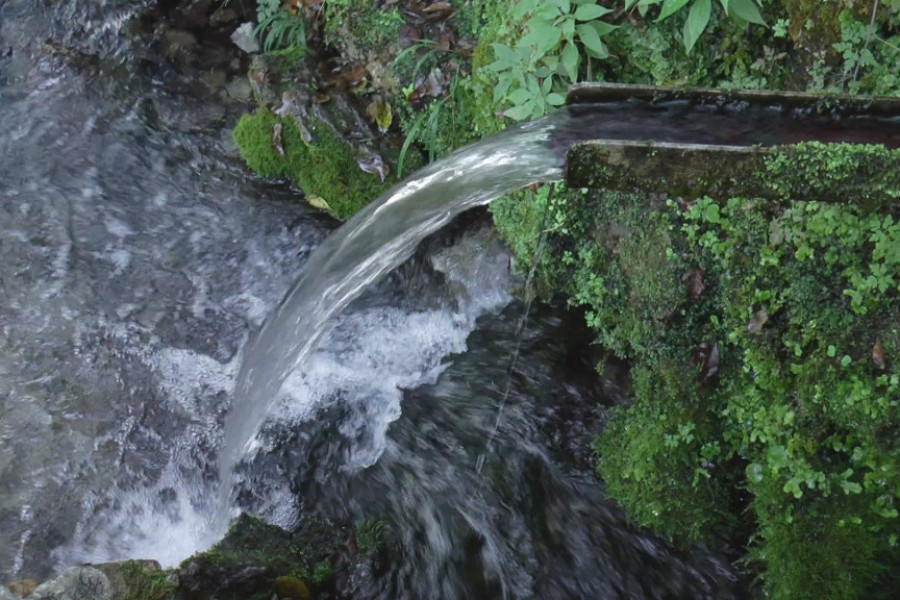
179,513 -> 349,600
233,108 -> 391,219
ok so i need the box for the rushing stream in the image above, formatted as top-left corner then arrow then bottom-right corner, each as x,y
6,0 -> 899,596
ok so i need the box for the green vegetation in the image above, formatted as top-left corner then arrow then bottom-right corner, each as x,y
178,513 -> 347,599
505,143 -> 900,598
121,561 -> 176,600
232,108 -> 391,219
231,2 -> 900,597
255,0 -> 308,54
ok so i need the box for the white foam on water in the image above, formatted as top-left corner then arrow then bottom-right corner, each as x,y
54,228 -> 515,571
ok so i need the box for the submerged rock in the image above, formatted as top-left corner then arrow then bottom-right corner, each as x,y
5,580 -> 37,598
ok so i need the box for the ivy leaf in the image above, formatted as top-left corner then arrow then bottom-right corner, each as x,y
656,0 -> 691,22
722,0 -> 766,25
573,3 -> 613,20
576,23 -> 609,58
683,0 -> 711,54
561,41 -> 579,82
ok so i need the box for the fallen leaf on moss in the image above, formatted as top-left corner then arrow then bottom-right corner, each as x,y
305,194 -> 331,211
747,310 -> 769,334
366,99 -> 393,133
271,123 -> 285,156
357,151 -> 389,182
873,337 -> 887,369
682,268 -> 705,299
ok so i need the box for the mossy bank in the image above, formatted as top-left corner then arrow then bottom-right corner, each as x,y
491,141 -> 900,599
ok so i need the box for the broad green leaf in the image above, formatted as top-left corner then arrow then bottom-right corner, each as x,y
541,74 -> 554,94
683,0 -> 710,54
562,18 -> 576,43
490,43 -> 518,66
573,3 -> 613,20
723,0 -> 766,25
507,88 -> 532,105
493,74 -> 513,103
534,5 -> 561,19
486,60 -> 511,73
512,0 -> 539,19
550,0 -> 571,12
504,102 -> 535,121
546,92 -> 567,105
561,41 -> 579,82
656,0 -> 691,21
520,23 -> 562,54
542,54 -> 560,70
576,23 -> 609,58
586,19 -> 619,36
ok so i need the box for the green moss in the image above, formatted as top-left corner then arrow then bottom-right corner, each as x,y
180,513 -> 349,597
121,561 -> 176,600
324,0 -> 404,51
763,142 -> 900,209
232,108 -> 391,219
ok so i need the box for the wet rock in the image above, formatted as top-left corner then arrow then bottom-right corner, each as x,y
92,560 -> 163,600
200,70 -> 228,94
224,77 -> 253,103
159,28 -> 199,65
0,579 -> 38,600
5,579 -> 38,597
231,22 -> 260,54
29,566 -> 111,600
209,7 -> 239,28
273,576 -> 311,600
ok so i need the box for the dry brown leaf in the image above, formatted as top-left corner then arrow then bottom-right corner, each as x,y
357,151 -> 389,182
682,268 -> 706,300
306,194 -> 331,211
747,309 -> 769,334
873,337 -> 887,369
271,122 -> 285,156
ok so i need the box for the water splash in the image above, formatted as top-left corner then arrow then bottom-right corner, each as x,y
220,115 -> 568,486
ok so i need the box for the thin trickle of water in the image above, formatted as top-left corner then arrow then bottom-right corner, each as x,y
221,117 -> 569,488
